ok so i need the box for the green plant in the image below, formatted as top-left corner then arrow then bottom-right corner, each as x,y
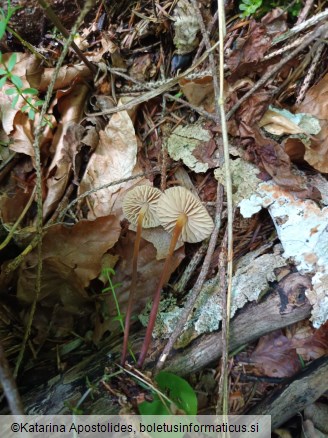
101,267 -> 136,362
239,0 -> 262,17
138,372 -> 198,438
0,0 -> 20,40
0,1 -> 51,126
0,53 -> 51,125
239,0 -> 302,18
138,371 -> 197,416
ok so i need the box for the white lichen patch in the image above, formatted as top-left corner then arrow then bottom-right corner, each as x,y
214,158 -> 261,205
173,0 -> 200,54
167,124 -> 212,173
240,180 -> 328,327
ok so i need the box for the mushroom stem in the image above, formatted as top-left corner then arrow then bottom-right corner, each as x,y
137,213 -> 187,368
121,210 -> 145,365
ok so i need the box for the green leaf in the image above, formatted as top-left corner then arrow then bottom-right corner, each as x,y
22,87 -> 38,95
7,53 -> 17,72
5,87 -> 17,95
138,398 -> 170,416
21,104 -> 30,112
10,74 -> 23,89
0,68 -> 7,75
0,21 -> 6,40
11,93 -> 19,109
155,372 -> 197,415
28,108 -> 35,120
34,100 -> 44,107
0,76 -> 7,88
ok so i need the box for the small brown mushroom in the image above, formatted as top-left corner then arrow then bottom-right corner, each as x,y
137,186 -> 214,367
121,185 -> 162,365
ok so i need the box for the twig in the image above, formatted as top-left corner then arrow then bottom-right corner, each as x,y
295,39 -> 327,104
264,34 -> 308,61
215,228 -> 228,415
57,169 -> 165,222
0,342 -> 24,414
226,23 -> 328,120
164,93 -> 220,122
0,187 -> 36,251
156,184 -> 224,370
296,0 -> 315,25
272,8 -> 328,45
13,0 -> 96,378
85,45 -> 219,117
194,10 -> 218,61
36,0 -> 97,74
217,0 -> 234,417
173,240 -> 208,294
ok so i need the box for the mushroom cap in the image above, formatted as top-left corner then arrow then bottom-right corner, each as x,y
123,186 -> 162,228
157,186 -> 214,243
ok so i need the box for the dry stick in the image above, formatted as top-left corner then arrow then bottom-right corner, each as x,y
296,0 -> 315,25
173,239 -> 208,294
215,229 -> 228,415
104,67 -> 220,122
264,34 -> 308,61
84,46 -> 218,117
194,10 -> 218,61
0,186 -> 36,251
272,8 -> 328,45
217,0 -> 234,417
13,0 -> 96,378
295,39 -> 326,104
156,184 -> 224,370
226,23 -> 328,121
37,0 -> 96,74
164,93 -> 220,123
57,169 -> 162,223
0,342 -> 24,414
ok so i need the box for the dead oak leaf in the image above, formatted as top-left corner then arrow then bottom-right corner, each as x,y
250,330 -> 301,378
17,215 -> 121,313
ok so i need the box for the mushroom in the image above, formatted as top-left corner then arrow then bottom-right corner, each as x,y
121,185 -> 162,365
137,186 -> 214,367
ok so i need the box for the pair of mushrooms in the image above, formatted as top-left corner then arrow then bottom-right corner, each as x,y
121,185 -> 214,367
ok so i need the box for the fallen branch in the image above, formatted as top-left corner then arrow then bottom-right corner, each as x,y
164,274 -> 312,375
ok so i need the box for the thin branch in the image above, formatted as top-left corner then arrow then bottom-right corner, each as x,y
37,0 -> 97,74
13,0 -> 97,378
226,23 -> 328,120
272,8 -> 328,45
217,0 -> 234,417
296,0 -> 315,25
0,342 -> 24,414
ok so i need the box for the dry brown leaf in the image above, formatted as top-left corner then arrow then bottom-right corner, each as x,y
42,84 -> 89,218
17,215 -> 121,313
227,21 -> 272,79
27,63 -> 91,93
0,189 -> 32,224
79,108 -> 138,219
259,109 -> 308,136
294,72 -> 328,172
288,321 -> 328,361
129,53 -> 156,82
250,330 -> 301,378
179,76 -> 215,112
261,8 -> 288,36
